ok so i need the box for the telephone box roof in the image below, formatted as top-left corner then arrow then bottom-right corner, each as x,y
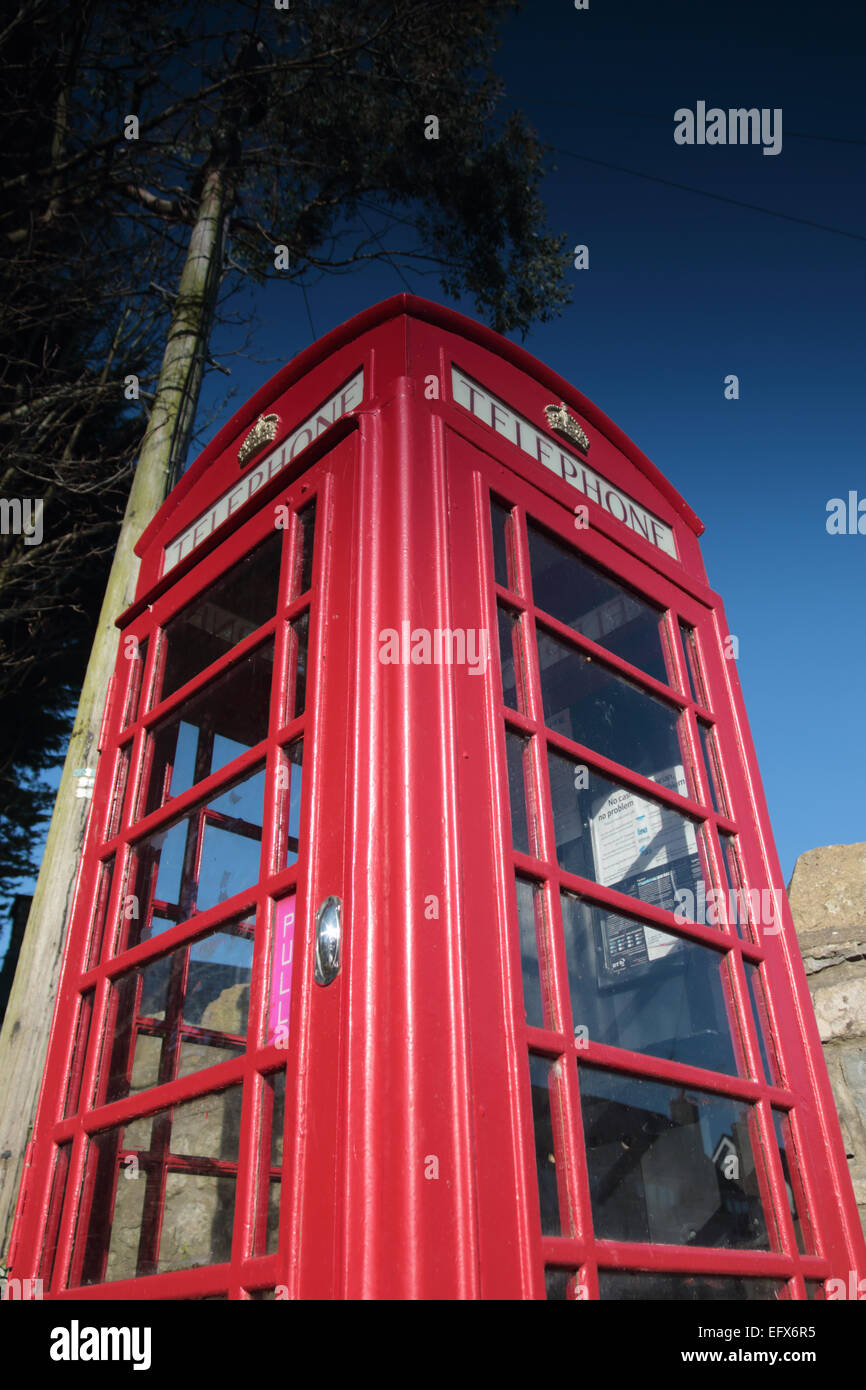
136,293 -> 703,565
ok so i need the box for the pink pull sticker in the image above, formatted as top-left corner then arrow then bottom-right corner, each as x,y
268,895 -> 296,1045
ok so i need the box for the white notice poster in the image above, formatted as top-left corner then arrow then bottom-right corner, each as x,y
590,765 -> 696,890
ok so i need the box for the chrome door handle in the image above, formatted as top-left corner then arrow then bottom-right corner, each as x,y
314,896 -> 342,986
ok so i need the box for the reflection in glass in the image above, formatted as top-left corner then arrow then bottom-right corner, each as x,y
718,833 -> 748,938
104,921 -> 254,1105
678,621 -> 706,706
143,642 -> 274,816
773,1110 -> 815,1255
545,1268 -> 581,1300
63,991 -> 94,1117
121,767 -> 265,950
39,1141 -> 71,1288
490,499 -> 514,590
254,1071 -> 286,1257
697,721 -> 726,815
293,502 -> 316,598
286,612 -> 309,721
87,855 -> 115,968
281,741 -> 304,867
537,628 -> 684,783
505,732 -> 533,855
529,1055 -> 565,1236
107,746 -> 130,838
74,1086 -> 242,1285
744,963 -> 780,1084
548,749 -> 707,913
579,1067 -> 770,1248
122,637 -> 149,727
515,878 -> 547,1029
528,522 -> 667,683
560,895 -> 740,1075
598,1271 -> 783,1301
497,605 -> 523,710
160,533 -> 282,700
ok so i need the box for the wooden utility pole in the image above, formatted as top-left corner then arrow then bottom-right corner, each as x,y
0,163 -> 233,1262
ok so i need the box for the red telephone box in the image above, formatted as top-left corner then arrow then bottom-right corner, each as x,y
9,294 -> 865,1300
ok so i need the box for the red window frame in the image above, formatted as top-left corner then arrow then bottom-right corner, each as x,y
447,430 -> 860,1300
11,436 -> 356,1300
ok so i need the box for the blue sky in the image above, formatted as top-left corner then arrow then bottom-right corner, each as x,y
3,2 -> 862,963
192,0 -> 863,887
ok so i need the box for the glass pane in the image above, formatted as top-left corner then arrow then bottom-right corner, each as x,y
515,878 -> 548,1029
773,1110 -> 815,1255
528,522 -> 668,683
490,500 -> 515,590
697,721 -> 726,815
718,831 -> 746,934
678,621 -> 707,707
120,767 -> 265,950
293,502 -> 316,598
103,921 -> 254,1104
281,741 -> 304,868
560,894 -> 740,1075
106,746 -> 130,838
580,1067 -> 770,1248
254,1071 -> 286,1257
63,991 -> 94,1117
286,611 -> 309,722
159,1174 -> 237,1275
538,628 -> 685,784
599,1271 -> 784,1301
74,1086 -> 242,1285
169,1087 -> 243,1156
199,773 -> 267,912
497,605 -> 524,711
122,636 -> 149,727
548,749 -> 707,913
744,963 -> 781,1084
717,833 -> 781,943
505,731 -> 533,855
545,1268 -> 581,1300
529,1055 -> 565,1236
159,533 -> 282,700
143,642 -> 274,817
38,1142 -> 71,1288
86,855 -> 115,968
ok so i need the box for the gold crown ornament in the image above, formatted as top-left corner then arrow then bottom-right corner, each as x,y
544,402 -> 589,454
238,413 -> 280,466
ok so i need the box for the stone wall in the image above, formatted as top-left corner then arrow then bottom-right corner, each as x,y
787,841 -> 866,1236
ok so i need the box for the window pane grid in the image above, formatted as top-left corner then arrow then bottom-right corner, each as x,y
528,611 -> 739,842
42,494 -> 325,1293
491,492 -> 812,1291
532,604 -> 689,708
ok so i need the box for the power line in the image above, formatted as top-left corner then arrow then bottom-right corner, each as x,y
300,279 -> 316,343
356,206 -> 414,292
549,143 -> 866,243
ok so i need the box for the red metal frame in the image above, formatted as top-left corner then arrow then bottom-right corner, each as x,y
8,294 -> 864,1300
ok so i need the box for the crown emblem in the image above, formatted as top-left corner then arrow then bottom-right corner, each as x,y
544,402 -> 589,454
238,413 -> 280,467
